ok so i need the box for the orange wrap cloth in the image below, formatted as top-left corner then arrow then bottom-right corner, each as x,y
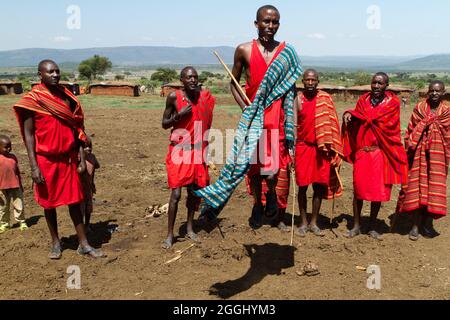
343,91 -> 408,202
13,83 -> 86,209
165,90 -> 215,190
398,101 -> 450,218
295,91 -> 344,199
245,40 -> 292,209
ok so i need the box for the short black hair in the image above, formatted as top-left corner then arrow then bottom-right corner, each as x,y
38,59 -> 58,72
303,69 -> 319,79
180,66 -> 197,78
256,5 -> 280,21
429,80 -> 445,90
374,72 -> 389,84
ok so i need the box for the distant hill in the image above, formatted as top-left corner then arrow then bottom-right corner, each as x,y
384,54 -> 450,71
0,46 -> 236,68
0,46 -> 448,71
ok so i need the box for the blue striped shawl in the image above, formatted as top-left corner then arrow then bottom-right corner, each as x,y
195,44 -> 302,219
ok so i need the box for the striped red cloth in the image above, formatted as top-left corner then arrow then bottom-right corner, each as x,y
399,101 -> 450,218
314,91 -> 344,199
314,90 -> 344,157
343,91 -> 408,185
246,167 -> 291,210
13,83 -> 87,145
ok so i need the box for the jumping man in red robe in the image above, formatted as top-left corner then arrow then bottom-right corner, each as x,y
231,5 -> 293,230
14,60 -> 104,259
343,72 -> 408,240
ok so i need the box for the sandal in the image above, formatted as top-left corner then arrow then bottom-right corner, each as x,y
309,225 -> 325,237
296,225 -> 308,238
48,245 -> 62,260
344,228 -> 361,239
409,228 -> 419,241
77,245 -> 106,258
368,230 -> 383,241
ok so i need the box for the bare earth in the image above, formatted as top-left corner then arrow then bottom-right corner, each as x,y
0,95 -> 449,300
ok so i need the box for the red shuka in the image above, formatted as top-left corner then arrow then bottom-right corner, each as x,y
165,90 -> 215,189
14,84 -> 85,209
343,91 -> 408,202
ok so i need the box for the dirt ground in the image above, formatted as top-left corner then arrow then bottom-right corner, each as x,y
0,94 -> 449,300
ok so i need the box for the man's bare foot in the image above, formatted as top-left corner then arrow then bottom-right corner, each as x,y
186,232 -> 199,242
162,237 -> 174,250
48,243 -> 62,260
77,245 -> 106,258
296,225 -> 308,238
344,227 -> 361,238
277,222 -> 290,233
309,225 -> 325,237
409,227 -> 419,241
368,230 -> 383,241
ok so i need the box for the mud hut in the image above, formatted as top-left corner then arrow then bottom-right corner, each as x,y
0,81 -> 23,95
297,84 -> 347,100
88,82 -> 140,97
160,83 -> 184,97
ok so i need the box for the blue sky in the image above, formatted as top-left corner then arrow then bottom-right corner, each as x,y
1,0 -> 449,55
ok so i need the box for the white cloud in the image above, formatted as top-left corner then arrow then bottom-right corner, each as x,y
53,36 -> 72,42
141,36 -> 153,41
307,33 -> 326,40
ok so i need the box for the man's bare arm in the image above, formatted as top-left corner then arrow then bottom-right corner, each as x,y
162,92 -> 193,130
162,92 -> 178,130
230,44 -> 249,111
22,110 -> 45,184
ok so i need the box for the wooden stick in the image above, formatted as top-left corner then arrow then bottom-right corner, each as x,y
213,51 -> 252,106
335,165 -> 344,190
290,169 -> 297,247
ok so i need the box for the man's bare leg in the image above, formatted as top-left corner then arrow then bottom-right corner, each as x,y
310,184 -> 326,237
186,187 -> 199,242
163,188 -> 182,249
346,198 -> 362,238
296,186 -> 309,237
249,175 -> 264,229
69,204 -> 104,258
368,202 -> 382,240
44,209 -> 62,259
265,174 -> 279,218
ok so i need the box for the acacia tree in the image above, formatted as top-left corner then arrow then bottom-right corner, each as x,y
78,55 -> 112,80
151,68 -> 177,84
